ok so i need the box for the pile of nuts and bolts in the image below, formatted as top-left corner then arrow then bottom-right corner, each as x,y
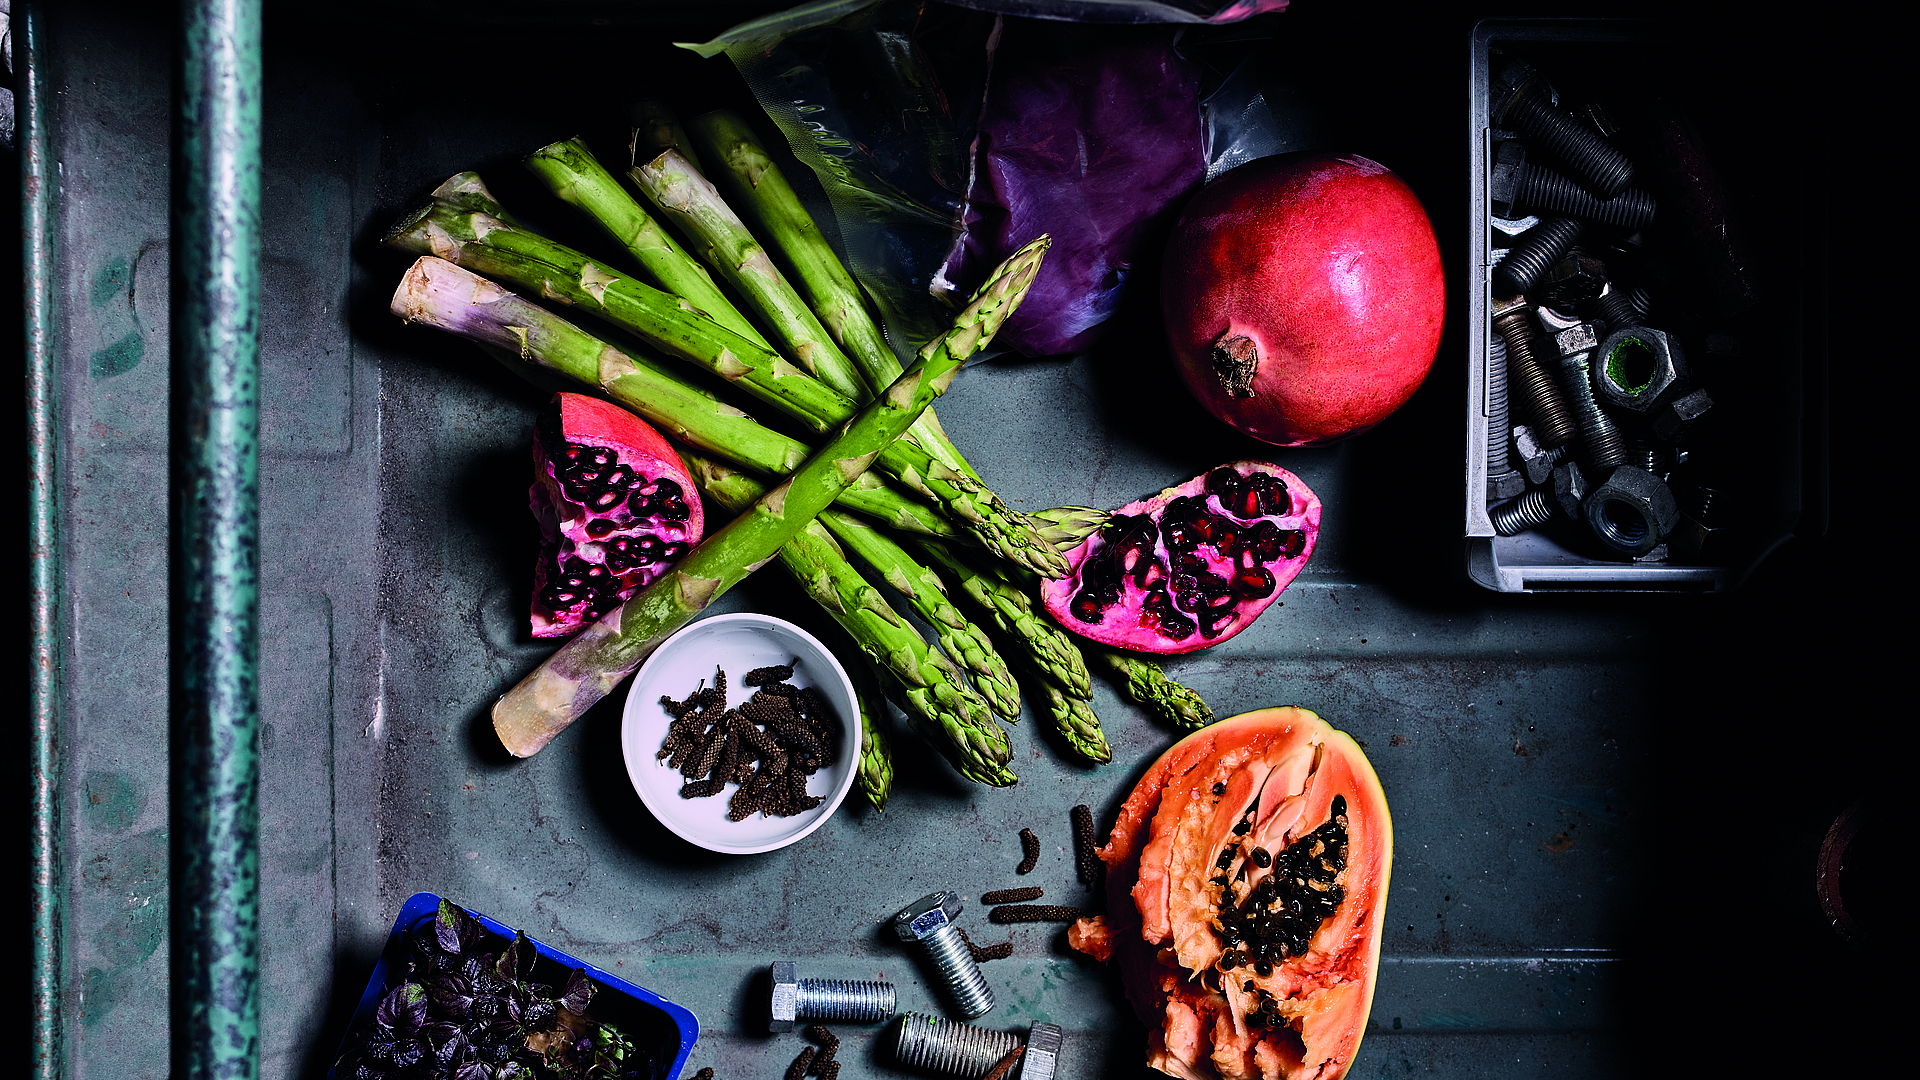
1485,53 -> 1731,562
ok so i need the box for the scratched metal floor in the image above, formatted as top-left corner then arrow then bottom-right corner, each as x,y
39,3 -> 1882,1079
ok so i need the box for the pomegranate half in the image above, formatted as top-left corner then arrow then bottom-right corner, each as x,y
529,393 -> 703,638
1040,462 -> 1319,655
1162,152 -> 1445,447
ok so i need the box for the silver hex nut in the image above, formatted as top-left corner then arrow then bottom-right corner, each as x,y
1584,465 -> 1679,556
1593,325 -> 1687,412
770,961 -> 800,1033
1022,1022 -> 1064,1080
894,891 -> 963,942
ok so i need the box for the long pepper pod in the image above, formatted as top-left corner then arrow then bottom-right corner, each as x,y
489,237 -> 1049,757
390,256 -> 954,539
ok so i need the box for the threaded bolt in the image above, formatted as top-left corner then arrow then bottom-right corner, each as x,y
1490,489 -> 1553,536
1514,161 -> 1656,230
1590,284 -> 1646,337
1491,60 -> 1636,198
1485,333 -> 1525,499
893,891 -> 993,1019
892,1014 -> 1063,1078
1551,330 -> 1627,475
769,961 -> 896,1033
1493,302 -> 1576,449
1493,216 -> 1584,298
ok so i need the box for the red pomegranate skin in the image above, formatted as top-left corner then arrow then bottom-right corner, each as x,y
1162,152 -> 1446,447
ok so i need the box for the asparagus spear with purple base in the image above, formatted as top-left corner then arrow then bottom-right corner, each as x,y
484,237 -> 1048,757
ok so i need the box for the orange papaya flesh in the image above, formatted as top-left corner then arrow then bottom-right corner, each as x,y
1073,707 -> 1392,1080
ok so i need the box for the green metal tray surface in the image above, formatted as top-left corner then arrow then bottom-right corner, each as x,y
31,3 -> 1882,1079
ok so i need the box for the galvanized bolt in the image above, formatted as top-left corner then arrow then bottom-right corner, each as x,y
1490,59 -> 1636,199
891,1013 -> 1063,1079
893,891 -> 992,1019
1490,488 -> 1553,537
1485,333 -> 1526,501
768,961 -> 896,1033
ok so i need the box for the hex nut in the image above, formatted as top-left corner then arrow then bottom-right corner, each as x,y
1022,1022 -> 1064,1080
1487,467 -> 1528,502
770,961 -> 799,1033
1650,386 -> 1714,441
1512,424 -> 1562,487
1550,460 -> 1588,521
1593,325 -> 1687,412
1537,251 -> 1609,315
1583,465 -> 1679,556
894,891 -> 963,942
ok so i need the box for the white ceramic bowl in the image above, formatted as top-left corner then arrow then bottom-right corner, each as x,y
620,612 -> 860,854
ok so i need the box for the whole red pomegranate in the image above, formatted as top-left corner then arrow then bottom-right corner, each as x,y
1162,152 -> 1445,447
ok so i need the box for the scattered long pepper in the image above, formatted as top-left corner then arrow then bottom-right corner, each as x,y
389,256 -> 954,540
385,197 -> 1067,578
819,509 -> 1021,721
686,452 -> 1012,787
487,236 -> 1048,757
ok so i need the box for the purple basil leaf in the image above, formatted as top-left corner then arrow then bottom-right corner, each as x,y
452,1062 -> 491,1080
375,981 -> 430,1035
559,969 -> 594,1016
426,973 -> 474,1020
939,19 -> 1204,356
497,932 -> 536,985
433,898 -> 465,956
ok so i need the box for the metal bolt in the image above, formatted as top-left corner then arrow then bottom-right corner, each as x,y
1512,423 -> 1566,488
1493,297 -> 1576,450
1490,59 -> 1636,199
1485,333 -> 1526,500
1490,488 -> 1553,537
1491,139 -> 1655,230
893,891 -> 993,1018
768,961 -> 896,1033
1492,216 -> 1584,298
892,1014 -> 1062,1079
1551,321 -> 1627,474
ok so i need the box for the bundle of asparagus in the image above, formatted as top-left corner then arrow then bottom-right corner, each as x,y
387,106 -> 1210,807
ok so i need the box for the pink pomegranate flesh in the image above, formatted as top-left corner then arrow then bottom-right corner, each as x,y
529,393 -> 704,638
1162,151 -> 1446,447
1041,462 -> 1320,654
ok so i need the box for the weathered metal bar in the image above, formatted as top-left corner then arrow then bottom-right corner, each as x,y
23,3 -> 63,1076
169,1 -> 263,1078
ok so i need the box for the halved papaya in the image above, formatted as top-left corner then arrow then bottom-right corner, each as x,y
1070,707 -> 1392,1080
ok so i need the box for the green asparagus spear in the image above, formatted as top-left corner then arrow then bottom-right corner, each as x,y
524,137 -> 760,344
432,172 -> 524,225
683,109 -> 979,480
1095,649 -> 1215,731
847,659 -> 896,810
820,509 -> 1021,721
912,537 -> 1093,700
1029,505 -> 1110,552
1037,681 -> 1112,765
489,236 -> 1048,757
689,454 -> 1012,786
629,98 -> 705,176
391,256 -> 955,539
386,197 -> 1067,577
631,149 -> 871,403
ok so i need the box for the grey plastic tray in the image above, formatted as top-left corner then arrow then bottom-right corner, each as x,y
35,4 -> 1871,1080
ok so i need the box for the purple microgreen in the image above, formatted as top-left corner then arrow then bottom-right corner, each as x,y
375,981 -> 429,1035
560,968 -> 595,1016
